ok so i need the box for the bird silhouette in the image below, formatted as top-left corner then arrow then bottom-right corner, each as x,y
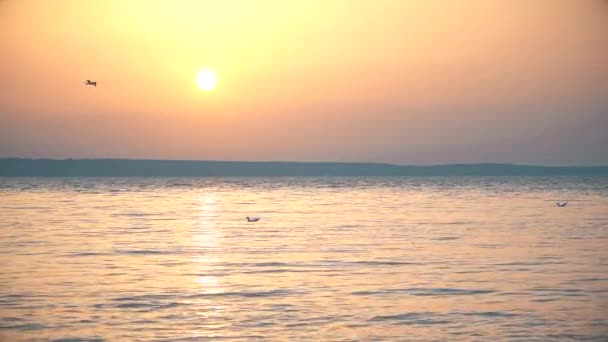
246,216 -> 260,222
84,80 -> 97,87
556,202 -> 568,207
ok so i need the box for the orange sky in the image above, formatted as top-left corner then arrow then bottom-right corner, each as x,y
1,0 -> 607,164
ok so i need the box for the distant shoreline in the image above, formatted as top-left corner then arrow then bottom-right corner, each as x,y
1,158 -> 607,177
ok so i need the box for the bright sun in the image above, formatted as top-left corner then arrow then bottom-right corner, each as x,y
196,69 -> 218,91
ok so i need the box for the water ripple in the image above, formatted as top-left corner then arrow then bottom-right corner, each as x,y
1,176 -> 607,340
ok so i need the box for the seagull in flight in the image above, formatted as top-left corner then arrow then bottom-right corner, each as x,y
84,80 -> 97,87
556,202 -> 568,207
246,216 -> 260,222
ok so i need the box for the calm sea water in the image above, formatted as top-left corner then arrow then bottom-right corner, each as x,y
1,177 -> 607,341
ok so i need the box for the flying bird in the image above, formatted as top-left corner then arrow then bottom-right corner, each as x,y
84,80 -> 97,87
556,202 -> 568,207
246,216 -> 260,222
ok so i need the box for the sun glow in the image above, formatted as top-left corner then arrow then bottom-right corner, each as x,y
196,69 -> 218,91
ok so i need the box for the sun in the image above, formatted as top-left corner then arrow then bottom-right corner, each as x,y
196,69 -> 218,91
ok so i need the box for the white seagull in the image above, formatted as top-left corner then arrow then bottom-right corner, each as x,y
246,216 -> 260,222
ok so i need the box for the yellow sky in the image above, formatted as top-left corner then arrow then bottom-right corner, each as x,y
1,0 -> 607,164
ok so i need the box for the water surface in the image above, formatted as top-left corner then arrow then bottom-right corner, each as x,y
1,177 -> 607,340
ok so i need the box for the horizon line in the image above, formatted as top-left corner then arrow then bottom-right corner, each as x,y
1,157 -> 607,168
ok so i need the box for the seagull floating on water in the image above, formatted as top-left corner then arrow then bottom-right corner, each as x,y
556,202 -> 568,207
84,80 -> 97,87
246,216 -> 260,222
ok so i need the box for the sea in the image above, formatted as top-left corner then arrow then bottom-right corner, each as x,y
1,177 -> 607,341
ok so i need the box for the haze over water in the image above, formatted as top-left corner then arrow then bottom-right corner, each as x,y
1,177 -> 607,341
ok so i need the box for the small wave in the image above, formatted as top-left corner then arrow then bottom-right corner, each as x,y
495,261 -> 565,266
96,296 -> 183,311
417,221 -> 474,226
532,298 -> 558,302
115,302 -> 182,310
530,288 -> 586,297
117,250 -> 172,255
353,287 -> 495,296
166,183 -> 192,187
113,212 -> 160,217
215,260 -> 426,270
406,287 -> 495,296
369,312 -> 449,325
370,310 -> 520,325
577,277 -> 608,282
353,260 -> 423,266
70,252 -> 112,257
529,287 -> 583,293
0,206 -> 51,210
247,262 -> 290,267
52,337 -> 104,342
112,294 -> 175,302
0,323 -> 47,331
188,289 -> 294,299
352,290 -> 390,296
475,244 -> 505,248
284,314 -> 353,328
1,317 -> 24,322
458,311 -> 520,318
242,268 -> 329,274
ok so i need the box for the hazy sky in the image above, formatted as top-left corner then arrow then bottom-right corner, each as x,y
1,0 -> 607,165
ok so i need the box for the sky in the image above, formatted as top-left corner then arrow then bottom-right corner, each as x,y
1,0 -> 607,165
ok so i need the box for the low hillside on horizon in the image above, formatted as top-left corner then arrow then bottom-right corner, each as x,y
1,158 -> 607,177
